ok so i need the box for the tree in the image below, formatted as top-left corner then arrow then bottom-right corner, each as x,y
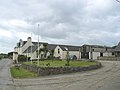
66,51 -> 70,66
48,50 -> 55,60
8,52 -> 13,59
36,43 -> 48,59
18,55 -> 27,62
51,50 -> 54,58
42,43 -> 48,59
0,53 -> 8,58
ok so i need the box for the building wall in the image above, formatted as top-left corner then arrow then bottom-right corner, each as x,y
22,38 -> 33,54
81,45 -> 113,60
69,51 -> 80,60
54,46 -> 64,59
60,51 -> 66,60
93,47 -> 112,52
92,52 -> 100,60
13,53 -> 18,63
90,52 -> 113,60
54,46 -> 80,60
103,52 -> 112,56
32,51 -> 37,59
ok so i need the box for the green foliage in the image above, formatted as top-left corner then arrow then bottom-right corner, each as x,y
43,43 -> 48,58
8,52 -> 13,59
36,43 -> 48,59
10,66 -> 37,78
66,51 -> 70,66
18,55 -> 28,62
0,53 -> 8,59
48,50 -> 55,59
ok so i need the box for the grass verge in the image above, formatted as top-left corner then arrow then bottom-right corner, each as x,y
10,66 -> 37,78
24,60 -> 97,67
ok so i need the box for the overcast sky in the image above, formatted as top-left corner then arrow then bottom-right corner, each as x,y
0,0 -> 120,53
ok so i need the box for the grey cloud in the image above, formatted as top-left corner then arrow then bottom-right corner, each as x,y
0,0 -> 120,53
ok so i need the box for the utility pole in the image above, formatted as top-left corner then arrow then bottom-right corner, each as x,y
37,24 -> 40,66
31,33 -> 32,64
27,47 -> 28,62
79,47 -> 81,60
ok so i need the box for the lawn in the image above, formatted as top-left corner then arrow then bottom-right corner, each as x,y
24,60 -> 97,67
10,66 -> 37,78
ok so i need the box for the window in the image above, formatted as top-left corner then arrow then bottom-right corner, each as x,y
112,52 -> 114,55
100,53 -> 103,57
36,51 -> 38,58
58,49 -> 60,54
106,48 -> 108,51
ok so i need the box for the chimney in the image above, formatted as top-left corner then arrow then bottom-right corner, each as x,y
27,37 -> 32,41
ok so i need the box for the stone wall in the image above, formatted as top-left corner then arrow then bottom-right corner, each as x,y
98,56 -> 120,61
22,62 -> 102,76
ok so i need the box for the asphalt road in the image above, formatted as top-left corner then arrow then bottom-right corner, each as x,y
0,59 -> 120,90
0,59 -> 14,90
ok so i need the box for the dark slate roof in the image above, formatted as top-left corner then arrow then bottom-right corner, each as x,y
23,45 -> 38,53
83,44 -> 112,49
59,45 -> 80,51
114,42 -> 120,52
15,41 -> 27,48
23,43 -> 80,53
22,41 -> 27,46
23,44 -> 57,53
13,52 -> 18,54
47,44 -> 57,51
112,46 -> 117,49
23,42 -> 48,53
32,42 -> 48,45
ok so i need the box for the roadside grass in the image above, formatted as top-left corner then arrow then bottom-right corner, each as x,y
24,60 -> 97,67
10,66 -> 37,78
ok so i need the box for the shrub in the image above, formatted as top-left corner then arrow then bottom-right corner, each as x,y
0,57 -> 2,60
18,55 -> 28,62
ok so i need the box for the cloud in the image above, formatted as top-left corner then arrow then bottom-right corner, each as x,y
0,0 -> 120,53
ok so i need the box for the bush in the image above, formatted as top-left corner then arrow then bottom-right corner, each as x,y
0,57 -> 2,60
18,55 -> 28,62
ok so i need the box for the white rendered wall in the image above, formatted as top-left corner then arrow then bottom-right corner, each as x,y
93,52 -> 100,60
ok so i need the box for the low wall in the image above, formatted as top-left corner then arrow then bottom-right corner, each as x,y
98,56 -> 120,61
22,62 -> 102,76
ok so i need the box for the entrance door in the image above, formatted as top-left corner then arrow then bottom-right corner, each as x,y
81,52 -> 89,59
100,53 -> 103,57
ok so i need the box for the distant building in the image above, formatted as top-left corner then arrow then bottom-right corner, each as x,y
114,42 -> 120,57
80,44 -> 113,60
13,37 -> 116,62
54,45 -> 80,60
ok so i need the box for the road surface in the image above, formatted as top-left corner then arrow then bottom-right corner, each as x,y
13,61 -> 120,90
0,59 -> 14,90
0,59 -> 120,90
